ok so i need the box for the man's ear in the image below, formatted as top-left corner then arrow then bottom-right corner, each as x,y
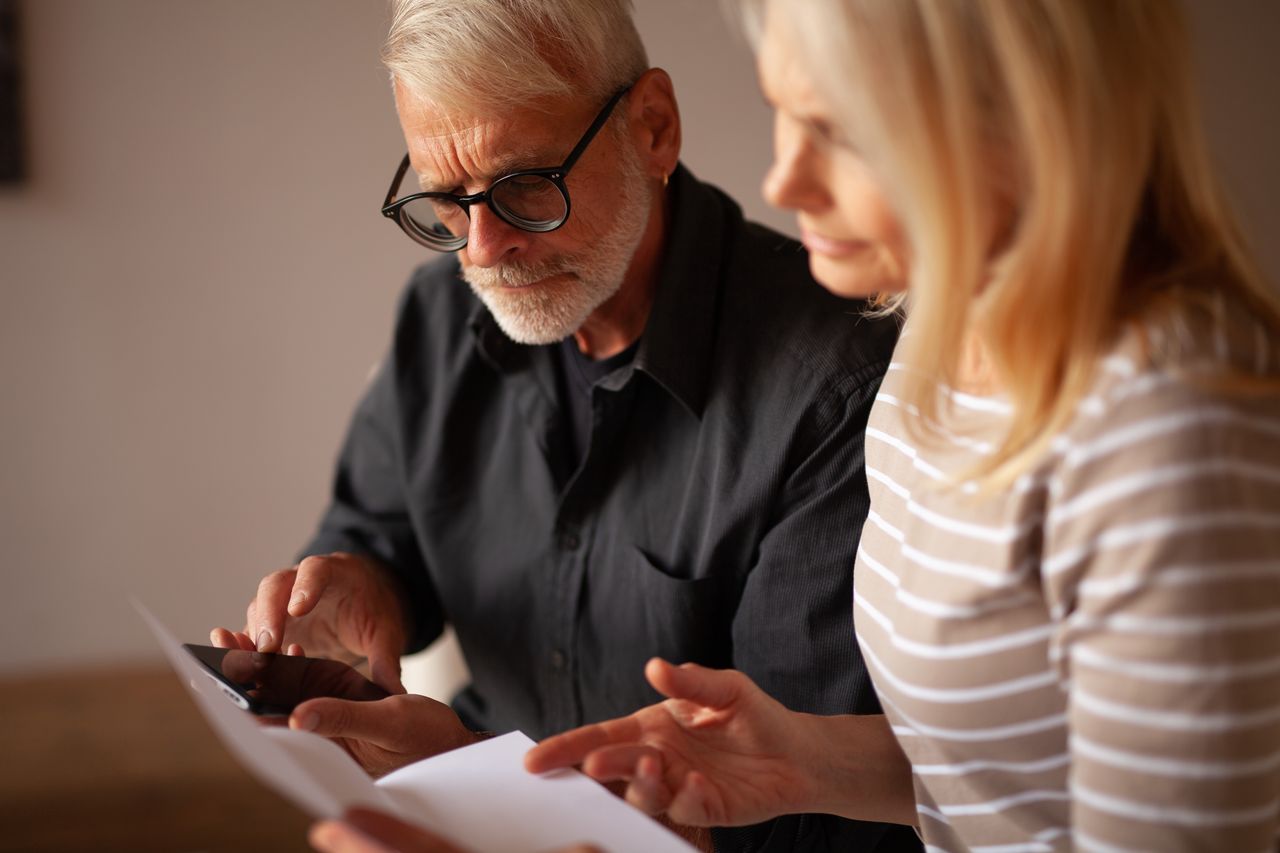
626,68 -> 681,182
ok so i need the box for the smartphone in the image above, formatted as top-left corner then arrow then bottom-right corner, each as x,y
182,643 -> 390,716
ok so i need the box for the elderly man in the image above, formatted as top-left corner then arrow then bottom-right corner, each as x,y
214,1 -> 913,850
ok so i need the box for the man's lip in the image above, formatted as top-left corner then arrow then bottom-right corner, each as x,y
800,229 -> 867,258
499,272 -> 571,290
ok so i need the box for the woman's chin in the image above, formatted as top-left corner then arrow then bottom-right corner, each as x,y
808,252 -> 904,300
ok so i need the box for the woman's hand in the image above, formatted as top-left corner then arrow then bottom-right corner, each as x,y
525,658 -> 824,827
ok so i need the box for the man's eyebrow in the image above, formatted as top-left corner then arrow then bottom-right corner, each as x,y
415,146 -> 555,194
486,146 -> 556,177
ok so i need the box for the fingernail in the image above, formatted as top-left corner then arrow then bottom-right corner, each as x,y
257,629 -> 272,649
288,592 -> 306,610
294,711 -> 318,731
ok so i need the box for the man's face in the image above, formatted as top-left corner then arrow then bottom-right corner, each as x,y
394,81 -> 653,345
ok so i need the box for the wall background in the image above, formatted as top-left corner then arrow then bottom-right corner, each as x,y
0,1 -> 1276,680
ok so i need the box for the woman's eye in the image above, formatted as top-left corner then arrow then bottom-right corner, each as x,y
806,117 -> 852,150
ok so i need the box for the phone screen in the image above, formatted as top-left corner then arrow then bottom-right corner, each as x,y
183,643 -> 390,715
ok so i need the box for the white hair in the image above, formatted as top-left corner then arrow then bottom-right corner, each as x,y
382,0 -> 649,115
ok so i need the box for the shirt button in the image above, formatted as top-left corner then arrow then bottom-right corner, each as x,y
560,532 -> 581,551
549,649 -> 568,670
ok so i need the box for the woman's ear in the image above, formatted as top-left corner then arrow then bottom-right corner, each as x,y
626,68 -> 682,182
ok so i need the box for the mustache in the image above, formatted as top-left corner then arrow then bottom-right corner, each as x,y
464,258 -> 577,288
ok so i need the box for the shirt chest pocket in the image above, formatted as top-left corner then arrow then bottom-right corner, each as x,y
577,547 -> 735,714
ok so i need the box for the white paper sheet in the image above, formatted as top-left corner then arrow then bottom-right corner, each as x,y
135,600 -> 694,852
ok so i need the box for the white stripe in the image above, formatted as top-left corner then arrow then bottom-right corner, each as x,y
865,431 -> 1042,496
1077,395 -> 1108,418
863,511 -> 1034,587
1044,511 -> 1280,578
861,638 -> 1059,704
913,752 -> 1070,777
1031,828 -> 1071,844
1102,356 -> 1137,377
1077,560 -> 1280,598
891,724 -> 918,738
868,466 -> 1043,544
1061,407 -> 1280,473
916,803 -> 951,825
855,593 -> 1054,660
866,428 -> 952,483
1071,643 -> 1280,684
1073,732 -> 1280,779
866,509 -> 905,543
1049,458 -> 1280,527
971,843 -> 1052,853
947,387 -> 1013,415
882,362 -> 1014,414
875,393 -> 997,454
939,789 -> 1071,817
858,547 -> 1034,620
1068,605 -> 1280,637
1074,686 -> 1280,732
904,541 -> 1034,588
1074,829 -> 1151,853
867,464 -> 912,501
872,684 -> 1068,742
1074,782 -> 1278,827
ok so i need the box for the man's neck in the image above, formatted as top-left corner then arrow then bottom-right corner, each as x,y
570,184 -> 671,360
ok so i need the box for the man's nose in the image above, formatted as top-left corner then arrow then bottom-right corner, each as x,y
463,204 -> 530,267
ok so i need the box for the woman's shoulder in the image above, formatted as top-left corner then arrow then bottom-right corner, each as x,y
1073,291 -> 1278,430
1048,290 -> 1280,501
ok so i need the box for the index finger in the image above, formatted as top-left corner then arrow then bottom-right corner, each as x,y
524,715 -> 645,774
250,567 -> 299,653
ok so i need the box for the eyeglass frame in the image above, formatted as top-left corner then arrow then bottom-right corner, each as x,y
380,85 -> 633,252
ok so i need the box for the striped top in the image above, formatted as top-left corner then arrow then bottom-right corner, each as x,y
855,304 -> 1280,851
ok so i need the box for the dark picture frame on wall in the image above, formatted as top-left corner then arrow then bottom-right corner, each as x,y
0,0 -> 24,184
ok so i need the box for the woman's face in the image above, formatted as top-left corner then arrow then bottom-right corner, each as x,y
757,18 -> 908,298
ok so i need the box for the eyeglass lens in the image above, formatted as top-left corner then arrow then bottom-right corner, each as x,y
398,172 -> 568,247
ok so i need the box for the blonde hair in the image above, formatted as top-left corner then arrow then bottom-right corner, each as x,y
383,0 -> 649,115
744,0 -> 1280,486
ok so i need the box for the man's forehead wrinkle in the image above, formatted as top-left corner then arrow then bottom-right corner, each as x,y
408,113 -> 560,191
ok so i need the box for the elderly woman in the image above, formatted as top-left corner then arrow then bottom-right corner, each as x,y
527,1 -> 1280,850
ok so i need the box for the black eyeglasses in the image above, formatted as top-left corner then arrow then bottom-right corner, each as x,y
381,87 -> 631,252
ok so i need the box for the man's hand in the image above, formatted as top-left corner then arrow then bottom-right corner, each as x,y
290,693 -> 480,778
524,658 -> 820,828
309,807 -> 601,853
210,552 -> 409,693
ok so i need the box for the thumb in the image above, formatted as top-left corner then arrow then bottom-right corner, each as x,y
291,697 -> 384,742
644,658 -> 754,710
366,630 -> 406,695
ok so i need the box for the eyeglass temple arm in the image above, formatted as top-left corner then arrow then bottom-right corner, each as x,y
383,153 -> 414,211
556,87 -> 630,175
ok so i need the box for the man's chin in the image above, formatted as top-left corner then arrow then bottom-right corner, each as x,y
486,312 -> 581,345
479,292 -> 588,345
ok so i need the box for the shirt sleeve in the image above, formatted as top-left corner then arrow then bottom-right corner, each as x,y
1044,377 -> 1280,850
299,345 -> 446,655
718,369 -> 921,853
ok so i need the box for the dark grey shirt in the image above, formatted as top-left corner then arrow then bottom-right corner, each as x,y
303,166 -> 916,852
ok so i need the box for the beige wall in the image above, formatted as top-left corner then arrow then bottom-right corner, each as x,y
1,1 -> 1276,677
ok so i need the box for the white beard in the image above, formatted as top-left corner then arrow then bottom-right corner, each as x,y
462,145 -> 652,346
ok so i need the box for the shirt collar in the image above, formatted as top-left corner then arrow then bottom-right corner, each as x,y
470,163 -> 725,418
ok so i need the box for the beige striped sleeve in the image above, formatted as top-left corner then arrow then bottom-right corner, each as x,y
1044,366 -> 1280,850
